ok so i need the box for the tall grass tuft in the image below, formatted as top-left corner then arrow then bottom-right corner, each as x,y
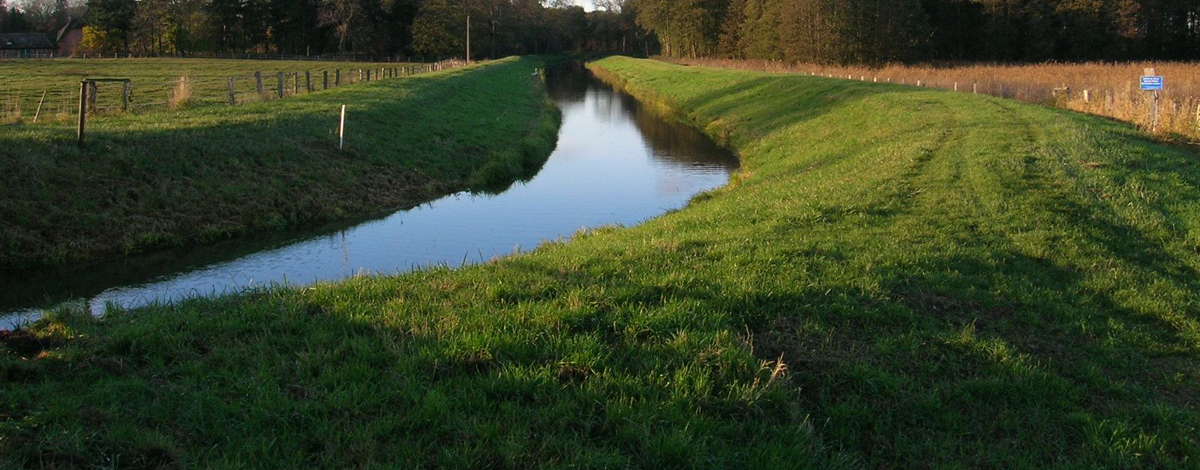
2,92 -> 22,124
672,57 -> 1200,140
168,75 -> 194,109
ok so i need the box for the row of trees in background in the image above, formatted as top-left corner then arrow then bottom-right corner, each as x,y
1,0 -> 85,34
0,0 -> 648,59
6,0 -> 1200,64
631,0 -> 1200,63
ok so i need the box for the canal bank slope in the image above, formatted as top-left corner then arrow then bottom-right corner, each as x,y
3,57 -> 1198,468
0,56 -> 560,270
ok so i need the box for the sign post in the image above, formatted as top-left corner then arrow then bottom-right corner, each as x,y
1141,68 -> 1163,130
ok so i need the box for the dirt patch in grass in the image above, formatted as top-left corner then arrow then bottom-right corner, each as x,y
0,330 -> 57,358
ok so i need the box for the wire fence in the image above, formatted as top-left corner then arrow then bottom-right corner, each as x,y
2,59 -> 468,123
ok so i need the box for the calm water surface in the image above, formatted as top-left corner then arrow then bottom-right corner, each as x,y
0,65 -> 737,328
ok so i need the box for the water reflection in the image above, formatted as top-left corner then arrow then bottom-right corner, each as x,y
1,64 -> 738,328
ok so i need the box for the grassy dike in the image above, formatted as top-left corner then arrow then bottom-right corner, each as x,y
2,56 -> 1198,468
0,56 -> 559,270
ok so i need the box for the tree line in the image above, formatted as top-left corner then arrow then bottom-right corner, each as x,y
4,0 -> 1200,63
1,0 -> 645,59
631,0 -> 1200,63
1,0 -> 85,35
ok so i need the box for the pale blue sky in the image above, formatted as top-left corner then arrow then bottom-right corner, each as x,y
569,0 -> 598,12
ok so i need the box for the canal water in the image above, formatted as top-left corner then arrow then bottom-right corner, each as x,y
0,65 -> 738,329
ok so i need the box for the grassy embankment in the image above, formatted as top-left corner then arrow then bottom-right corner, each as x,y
3,56 -> 1199,468
674,57 -> 1200,141
0,58 -> 426,118
0,56 -> 559,270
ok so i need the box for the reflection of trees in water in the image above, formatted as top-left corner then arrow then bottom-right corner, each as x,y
545,64 -> 591,104
620,92 -> 739,170
546,63 -> 739,170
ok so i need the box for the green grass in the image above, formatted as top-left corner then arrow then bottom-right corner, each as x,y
0,57 -> 427,118
0,56 -> 559,270
3,56 -> 1199,468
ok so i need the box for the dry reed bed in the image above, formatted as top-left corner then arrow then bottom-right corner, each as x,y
673,58 -> 1200,140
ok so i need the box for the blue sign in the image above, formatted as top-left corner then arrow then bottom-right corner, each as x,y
1141,76 -> 1164,91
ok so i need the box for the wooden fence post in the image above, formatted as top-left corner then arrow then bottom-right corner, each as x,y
255,71 -> 264,97
306,71 -> 312,92
358,69 -> 363,82
339,104 -> 346,150
1145,67 -> 1160,131
86,81 -> 97,113
228,77 -> 237,105
77,81 -> 87,147
277,72 -> 285,98
324,71 -> 329,90
293,73 -> 299,95
33,90 -> 46,123
335,69 -> 341,86
122,81 -> 131,111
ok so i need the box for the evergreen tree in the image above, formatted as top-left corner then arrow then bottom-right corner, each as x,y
87,0 -> 137,52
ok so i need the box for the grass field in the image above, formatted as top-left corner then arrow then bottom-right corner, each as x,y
0,58 -> 435,120
0,56 -> 558,270
2,56 -> 1198,468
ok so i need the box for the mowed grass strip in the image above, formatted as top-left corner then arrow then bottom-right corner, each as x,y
2,56 -> 1198,468
0,56 -> 560,270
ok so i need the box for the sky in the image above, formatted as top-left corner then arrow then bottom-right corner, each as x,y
568,0 -> 598,12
